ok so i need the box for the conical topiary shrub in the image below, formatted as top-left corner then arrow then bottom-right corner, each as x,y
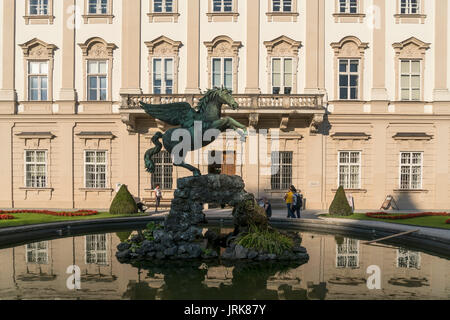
109,185 -> 138,215
329,186 -> 353,216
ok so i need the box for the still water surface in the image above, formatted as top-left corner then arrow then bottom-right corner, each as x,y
0,229 -> 448,300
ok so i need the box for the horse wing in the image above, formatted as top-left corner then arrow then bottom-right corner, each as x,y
139,101 -> 195,127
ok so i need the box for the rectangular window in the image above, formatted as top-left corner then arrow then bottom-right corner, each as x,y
154,0 -> 173,13
272,0 -> 292,12
213,0 -> 233,12
85,150 -> 107,189
89,0 -> 108,14
271,151 -> 293,190
397,248 -> 421,269
336,238 -> 359,268
151,151 -> 173,190
28,61 -> 48,101
212,58 -> 233,90
339,0 -> 358,13
338,151 -> 361,189
272,58 -> 292,94
339,59 -> 359,100
87,60 -> 107,101
400,60 -> 420,101
153,58 -> 174,94
29,0 -> 49,15
26,241 -> 48,264
25,150 -> 47,188
400,0 -> 419,14
86,234 -> 108,265
400,152 -> 422,190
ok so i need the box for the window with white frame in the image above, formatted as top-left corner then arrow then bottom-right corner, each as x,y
26,241 -> 48,264
153,58 -> 174,94
87,60 -> 107,101
85,150 -> 107,189
336,238 -> 359,268
272,0 -> 292,12
212,58 -> 233,90
25,150 -> 47,188
271,151 -> 293,190
400,0 -> 419,14
154,0 -> 173,13
89,0 -> 108,14
29,0 -> 49,15
86,234 -> 108,265
339,0 -> 358,13
213,0 -> 233,12
339,59 -> 359,100
272,58 -> 293,94
400,60 -> 420,101
28,61 -> 48,101
400,152 -> 422,190
151,151 -> 173,190
338,151 -> 361,189
397,248 -> 420,269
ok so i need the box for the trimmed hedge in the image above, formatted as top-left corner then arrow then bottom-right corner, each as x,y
329,186 -> 353,216
109,184 -> 138,215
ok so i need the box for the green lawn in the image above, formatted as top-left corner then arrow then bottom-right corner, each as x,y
0,212 -> 152,229
322,213 -> 450,230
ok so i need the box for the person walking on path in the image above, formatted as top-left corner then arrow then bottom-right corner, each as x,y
154,184 -> 162,213
284,186 -> 296,218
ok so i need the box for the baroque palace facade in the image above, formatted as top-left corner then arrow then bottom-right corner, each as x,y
0,0 -> 449,210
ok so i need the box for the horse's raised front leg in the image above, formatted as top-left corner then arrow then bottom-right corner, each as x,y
212,117 -> 248,139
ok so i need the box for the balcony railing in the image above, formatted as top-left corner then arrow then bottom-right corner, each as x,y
120,93 -> 324,110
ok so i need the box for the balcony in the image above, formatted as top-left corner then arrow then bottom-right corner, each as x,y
120,93 -> 326,134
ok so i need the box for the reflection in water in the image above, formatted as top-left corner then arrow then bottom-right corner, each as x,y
0,231 -> 448,300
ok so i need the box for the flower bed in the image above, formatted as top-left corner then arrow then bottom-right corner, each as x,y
366,212 -> 450,220
0,210 -> 99,217
446,219 -> 450,224
0,214 -> 15,220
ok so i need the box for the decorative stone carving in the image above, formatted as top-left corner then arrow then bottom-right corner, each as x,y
310,114 -> 324,135
249,113 -> 259,129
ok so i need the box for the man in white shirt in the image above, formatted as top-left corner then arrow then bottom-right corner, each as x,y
154,184 -> 162,213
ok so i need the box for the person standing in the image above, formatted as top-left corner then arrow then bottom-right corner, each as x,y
263,197 -> 272,219
293,189 -> 303,219
154,184 -> 162,213
284,186 -> 295,218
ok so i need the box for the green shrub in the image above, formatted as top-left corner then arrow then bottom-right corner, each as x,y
237,225 -> 294,255
329,186 -> 353,216
109,185 -> 138,215
116,231 -> 132,242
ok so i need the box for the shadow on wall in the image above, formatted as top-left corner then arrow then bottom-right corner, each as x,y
391,192 -> 418,211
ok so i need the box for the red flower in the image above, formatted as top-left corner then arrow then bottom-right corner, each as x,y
366,212 -> 450,220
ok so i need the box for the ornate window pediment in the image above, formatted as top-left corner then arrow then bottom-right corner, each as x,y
19,38 -> 57,59
79,37 -> 117,58
392,37 -> 430,58
331,36 -> 368,57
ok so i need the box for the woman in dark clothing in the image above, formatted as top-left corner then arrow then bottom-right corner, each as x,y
263,198 -> 272,219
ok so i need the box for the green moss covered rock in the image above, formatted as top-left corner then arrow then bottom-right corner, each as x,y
109,185 -> 138,215
329,186 -> 353,216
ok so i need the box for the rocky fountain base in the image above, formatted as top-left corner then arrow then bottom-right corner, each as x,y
116,174 -> 309,263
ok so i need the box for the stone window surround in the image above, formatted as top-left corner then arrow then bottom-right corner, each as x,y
82,0 -> 114,24
330,36 -> 369,101
207,0 -> 239,22
19,38 -> 57,103
78,37 -> 117,102
145,36 -> 182,94
77,132 -> 114,195
148,0 -> 180,23
394,0 -> 426,24
264,35 -> 301,95
204,35 -> 242,93
266,0 -> 299,22
24,0 -> 55,25
16,132 -> 55,198
392,37 -> 430,102
333,0 -> 365,23
337,150 -> 362,190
